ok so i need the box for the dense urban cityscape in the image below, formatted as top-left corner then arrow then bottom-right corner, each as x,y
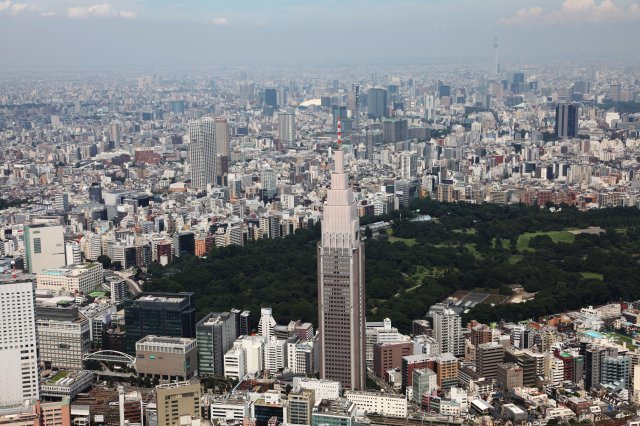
2,1 -> 640,425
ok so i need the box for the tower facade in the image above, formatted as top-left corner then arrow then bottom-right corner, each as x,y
188,118 -> 216,190
0,280 -> 39,406
555,103 -> 579,139
318,149 -> 366,390
278,111 -> 296,147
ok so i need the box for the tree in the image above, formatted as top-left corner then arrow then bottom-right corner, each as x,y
97,255 -> 111,269
365,226 -> 373,239
499,285 -> 513,296
112,261 -> 123,271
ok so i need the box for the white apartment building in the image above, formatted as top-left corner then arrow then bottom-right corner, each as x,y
287,340 -> 316,374
264,339 -> 286,373
223,346 -> 246,380
81,233 -> 102,261
233,335 -> 265,376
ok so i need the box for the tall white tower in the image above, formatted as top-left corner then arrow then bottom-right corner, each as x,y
0,280 -> 39,406
317,148 -> 366,390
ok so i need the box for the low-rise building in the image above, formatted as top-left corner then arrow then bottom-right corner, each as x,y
209,397 -> 248,422
344,391 -> 408,418
40,370 -> 94,400
36,263 -> 103,294
156,381 -> 201,426
135,336 -> 198,381
292,377 -> 341,402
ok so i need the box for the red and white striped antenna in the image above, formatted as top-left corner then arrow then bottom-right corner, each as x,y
337,119 -> 342,148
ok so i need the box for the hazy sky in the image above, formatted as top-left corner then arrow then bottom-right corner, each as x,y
1,0 -> 639,70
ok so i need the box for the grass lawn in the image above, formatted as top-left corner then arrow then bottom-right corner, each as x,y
492,238 -> 511,250
434,242 -> 482,259
605,332 -> 636,349
516,230 -> 576,252
464,243 -> 483,259
453,228 -> 477,235
411,266 -> 447,285
580,272 -> 604,280
389,236 -> 418,246
48,371 -> 69,382
507,255 -> 523,265
385,227 -> 418,246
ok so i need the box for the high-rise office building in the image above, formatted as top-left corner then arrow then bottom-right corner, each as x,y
555,103 -> 579,139
278,111 -> 295,147
188,118 -> 217,190
107,276 -> 127,304
24,224 -> 66,274
399,151 -> 418,179
37,303 -> 90,370
318,149 -> 366,390
173,231 -> 195,257
260,168 -> 277,200
0,280 -> 39,406
264,88 -> 278,107
367,88 -> 388,119
124,292 -> 196,355
170,100 -> 185,115
196,312 -> 237,377
109,122 -> 121,148
424,94 -> 435,122
382,118 -> 408,143
492,36 -> 500,76
497,363 -> 524,390
89,183 -> 102,203
53,193 -> 69,212
288,388 -> 315,426
476,342 -> 505,379
230,308 -> 251,337
214,117 -> 230,156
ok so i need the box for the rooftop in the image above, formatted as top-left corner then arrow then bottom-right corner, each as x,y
39,263 -> 101,277
136,335 -> 196,347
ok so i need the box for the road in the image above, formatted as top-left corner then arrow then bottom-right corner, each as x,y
114,270 -> 143,295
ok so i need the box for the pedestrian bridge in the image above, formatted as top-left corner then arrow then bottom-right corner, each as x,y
84,350 -> 135,366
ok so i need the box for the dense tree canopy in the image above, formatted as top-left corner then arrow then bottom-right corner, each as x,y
146,199 -> 640,333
